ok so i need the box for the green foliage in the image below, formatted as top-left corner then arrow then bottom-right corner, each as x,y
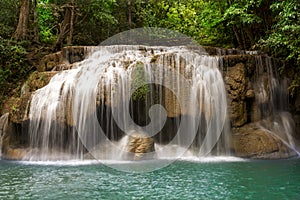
260,0 -> 300,94
131,63 -> 150,101
0,38 -> 30,95
37,1 -> 58,44
222,1 -> 262,26
1,0 -> 299,96
34,0 -> 118,45
0,23 -> 15,39
195,1 -> 233,47
260,0 -> 300,64
0,0 -> 19,38
139,1 -> 199,40
137,0 -> 234,47
73,0 -> 118,45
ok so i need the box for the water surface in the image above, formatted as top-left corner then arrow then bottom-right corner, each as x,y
0,158 -> 300,199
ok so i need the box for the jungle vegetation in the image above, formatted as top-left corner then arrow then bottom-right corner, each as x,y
0,0 -> 299,102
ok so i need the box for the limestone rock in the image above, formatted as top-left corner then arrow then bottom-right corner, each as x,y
38,52 -> 63,72
0,72 -> 58,123
225,63 -> 248,127
295,93 -> 300,113
0,113 -> 9,156
38,46 -> 93,72
0,113 -> 29,160
2,147 -> 28,160
222,55 -> 250,67
156,54 -> 192,117
232,123 -> 297,159
25,71 -> 58,93
292,93 -> 300,139
245,89 -> 255,98
164,88 -> 182,117
62,46 -> 90,64
1,95 -> 30,123
128,134 -> 155,160
225,63 -> 247,99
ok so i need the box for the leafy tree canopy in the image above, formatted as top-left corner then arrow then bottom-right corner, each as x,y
0,0 -> 299,97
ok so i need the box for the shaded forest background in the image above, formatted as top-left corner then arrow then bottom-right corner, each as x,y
0,0 -> 299,105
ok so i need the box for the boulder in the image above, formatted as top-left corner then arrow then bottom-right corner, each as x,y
232,123 -> 297,159
62,46 -> 92,64
128,133 -> 155,160
38,46 -> 95,72
2,147 -> 28,160
38,51 -> 63,72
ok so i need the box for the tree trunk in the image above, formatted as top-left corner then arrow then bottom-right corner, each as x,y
241,27 -> 247,49
33,0 -> 39,43
53,4 -> 73,51
232,25 -> 243,49
13,0 -> 30,41
245,27 -> 255,47
67,1 -> 75,45
126,0 -> 132,28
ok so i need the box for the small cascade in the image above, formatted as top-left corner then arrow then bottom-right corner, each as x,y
0,113 -> 9,158
252,56 -> 299,155
26,45 -> 230,160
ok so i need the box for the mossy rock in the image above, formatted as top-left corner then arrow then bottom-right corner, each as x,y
25,71 -> 58,92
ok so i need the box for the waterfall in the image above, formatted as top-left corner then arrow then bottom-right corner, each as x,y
0,113 -> 9,158
26,45 -> 230,161
252,56 -> 299,155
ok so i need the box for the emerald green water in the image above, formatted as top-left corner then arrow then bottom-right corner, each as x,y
0,159 -> 300,199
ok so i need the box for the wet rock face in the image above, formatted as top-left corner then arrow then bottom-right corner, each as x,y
38,52 -> 63,72
127,133 -> 155,160
291,93 -> 300,139
222,55 -> 279,127
225,63 -> 248,127
0,113 -> 29,160
2,147 -> 28,160
231,123 -> 297,159
38,46 -> 93,72
1,71 -> 58,124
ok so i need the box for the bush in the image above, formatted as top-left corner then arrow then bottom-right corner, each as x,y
0,38 -> 31,96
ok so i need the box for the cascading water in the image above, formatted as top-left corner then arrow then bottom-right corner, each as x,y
252,56 -> 299,155
26,45 -> 230,161
0,113 -> 9,158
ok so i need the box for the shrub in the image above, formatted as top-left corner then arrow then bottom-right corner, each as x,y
0,38 -> 31,96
